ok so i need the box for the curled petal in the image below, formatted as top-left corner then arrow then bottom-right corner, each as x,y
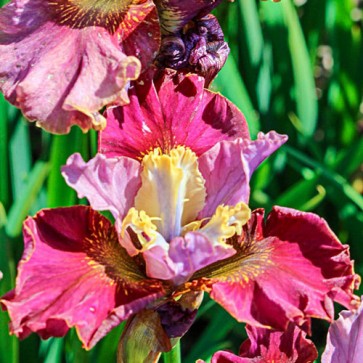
1,207 -> 164,349
0,0 -> 158,133
322,298 -> 363,363
142,233 -> 236,285
190,207 -> 360,331
198,132 -> 287,218
100,70 -> 249,159
62,153 -> 141,220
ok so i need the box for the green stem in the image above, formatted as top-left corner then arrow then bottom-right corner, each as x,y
163,341 -> 181,363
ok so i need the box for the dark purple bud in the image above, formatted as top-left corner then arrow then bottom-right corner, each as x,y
156,14 -> 229,86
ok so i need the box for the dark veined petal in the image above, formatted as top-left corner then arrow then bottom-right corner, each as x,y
100,70 -> 249,159
1,206 -> 164,349
0,0 -> 158,133
187,208 -> 360,331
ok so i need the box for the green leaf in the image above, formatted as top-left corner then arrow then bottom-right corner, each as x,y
47,128 -> 88,208
6,161 -> 50,237
213,54 -> 260,137
281,0 -> 318,136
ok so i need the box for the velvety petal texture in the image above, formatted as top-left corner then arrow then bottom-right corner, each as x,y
62,153 -> 141,220
0,0 -> 159,133
1,207 -> 164,349
322,298 -> 363,363
100,70 -> 250,158
206,323 -> 318,363
189,207 -> 360,331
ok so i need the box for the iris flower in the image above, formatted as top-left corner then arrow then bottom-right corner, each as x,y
201,323 -> 318,363
1,73 -> 359,357
0,0 -> 160,133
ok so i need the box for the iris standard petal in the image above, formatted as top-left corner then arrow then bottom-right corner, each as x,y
62,153 -> 141,220
198,132 -> 288,218
100,70 -> 249,158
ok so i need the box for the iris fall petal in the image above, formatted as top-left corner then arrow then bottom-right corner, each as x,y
0,206 -> 164,349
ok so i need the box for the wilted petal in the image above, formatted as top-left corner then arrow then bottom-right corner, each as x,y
156,15 -> 229,85
206,323 -> 318,363
62,153 -> 141,220
322,299 -> 363,363
198,132 -> 287,218
189,207 -> 359,331
0,0 -> 158,133
100,70 -> 249,159
157,292 -> 203,338
1,207 -> 164,349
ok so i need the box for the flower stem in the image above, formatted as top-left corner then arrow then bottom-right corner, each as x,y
163,341 -> 181,363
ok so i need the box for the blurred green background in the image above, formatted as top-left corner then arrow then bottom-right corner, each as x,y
0,0 -> 362,362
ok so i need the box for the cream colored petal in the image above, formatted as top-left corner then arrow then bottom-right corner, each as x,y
135,147 -> 206,241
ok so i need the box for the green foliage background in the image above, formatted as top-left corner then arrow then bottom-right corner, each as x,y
0,0 -> 362,362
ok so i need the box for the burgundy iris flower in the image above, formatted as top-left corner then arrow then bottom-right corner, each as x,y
1,72 -> 359,356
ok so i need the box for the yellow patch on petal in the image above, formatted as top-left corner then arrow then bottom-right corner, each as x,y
48,0 -> 135,32
200,202 -> 251,246
135,146 -> 206,241
121,207 -> 159,250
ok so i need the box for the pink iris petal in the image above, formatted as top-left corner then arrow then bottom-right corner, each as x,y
206,323 -> 318,363
100,70 -> 249,158
0,206 -> 164,349
62,153 -> 141,220
322,298 -> 363,363
190,207 -> 359,331
144,232 -> 236,285
0,0 -> 158,133
198,132 -> 288,218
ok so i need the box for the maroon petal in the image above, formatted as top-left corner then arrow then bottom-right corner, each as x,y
189,208 -> 360,331
0,0 -> 158,133
1,206 -> 164,349
100,70 -> 249,158
239,324 -> 318,362
207,323 -> 318,363
120,2 -> 161,74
